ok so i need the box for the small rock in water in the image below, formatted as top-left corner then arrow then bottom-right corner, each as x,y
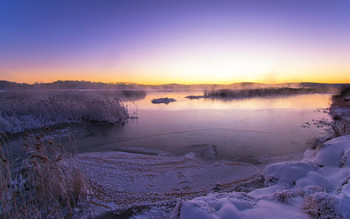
151,97 -> 176,104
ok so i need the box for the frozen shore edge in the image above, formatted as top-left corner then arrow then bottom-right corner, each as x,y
171,107 -> 350,219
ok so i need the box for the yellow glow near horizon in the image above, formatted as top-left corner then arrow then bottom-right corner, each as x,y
5,70 -> 349,85
2,50 -> 350,85
2,24 -> 349,85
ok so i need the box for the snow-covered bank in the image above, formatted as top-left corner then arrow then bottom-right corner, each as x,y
174,134 -> 350,218
77,151 -> 262,217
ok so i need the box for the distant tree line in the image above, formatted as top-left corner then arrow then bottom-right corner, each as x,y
0,80 -> 348,91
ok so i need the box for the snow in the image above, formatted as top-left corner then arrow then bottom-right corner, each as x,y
178,192 -> 307,219
263,162 -> 317,187
312,136 -> 350,167
77,150 -> 262,217
175,135 -> 350,218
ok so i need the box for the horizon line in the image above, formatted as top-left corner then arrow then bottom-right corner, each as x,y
2,79 -> 350,86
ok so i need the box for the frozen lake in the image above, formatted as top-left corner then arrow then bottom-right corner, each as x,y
4,90 -> 334,213
70,91 -> 331,164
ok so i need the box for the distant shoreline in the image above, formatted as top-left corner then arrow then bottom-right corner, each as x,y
0,80 -> 348,91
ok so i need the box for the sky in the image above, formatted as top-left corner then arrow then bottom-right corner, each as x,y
0,0 -> 350,84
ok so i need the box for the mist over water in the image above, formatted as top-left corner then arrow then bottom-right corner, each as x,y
70,91 -> 331,164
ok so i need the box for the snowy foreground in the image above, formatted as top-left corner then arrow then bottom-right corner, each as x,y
77,135 -> 350,218
173,135 -> 350,219
78,149 -> 262,218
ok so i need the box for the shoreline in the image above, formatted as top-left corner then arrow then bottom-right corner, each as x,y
77,150 -> 264,218
0,91 -> 340,218
171,88 -> 350,218
73,128 -> 322,218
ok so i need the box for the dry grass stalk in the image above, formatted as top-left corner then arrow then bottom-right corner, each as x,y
0,129 -> 90,218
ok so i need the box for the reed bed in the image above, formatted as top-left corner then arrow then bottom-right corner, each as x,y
0,90 -> 129,133
204,87 -> 318,99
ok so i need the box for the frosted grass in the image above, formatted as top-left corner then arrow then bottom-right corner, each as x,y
0,90 -> 128,133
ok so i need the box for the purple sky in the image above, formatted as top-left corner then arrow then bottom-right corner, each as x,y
1,0 -> 350,84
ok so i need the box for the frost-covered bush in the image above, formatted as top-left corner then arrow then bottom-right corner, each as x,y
329,86 -> 350,136
302,192 -> 342,218
0,90 -> 129,133
272,189 -> 303,203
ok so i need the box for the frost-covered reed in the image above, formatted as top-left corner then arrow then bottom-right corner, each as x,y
0,90 -> 129,133
0,130 -> 90,218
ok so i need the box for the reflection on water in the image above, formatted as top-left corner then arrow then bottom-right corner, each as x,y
133,91 -> 330,110
71,92 -> 331,164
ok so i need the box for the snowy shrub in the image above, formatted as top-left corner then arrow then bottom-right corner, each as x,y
273,189 -> 303,203
302,192 -> 342,218
329,86 -> 350,136
0,90 -> 129,133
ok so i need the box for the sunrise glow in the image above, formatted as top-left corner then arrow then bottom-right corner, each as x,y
1,0 -> 350,84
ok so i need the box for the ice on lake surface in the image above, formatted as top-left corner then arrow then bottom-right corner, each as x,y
69,91 -> 331,164
4,90 -> 333,216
